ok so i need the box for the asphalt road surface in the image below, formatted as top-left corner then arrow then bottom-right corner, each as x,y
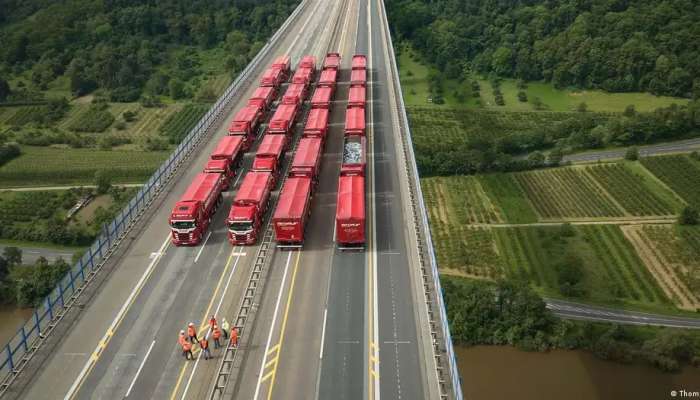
0,245 -> 75,265
563,137 -> 700,163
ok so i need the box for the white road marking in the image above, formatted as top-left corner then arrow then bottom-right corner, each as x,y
232,252 -> 247,256
319,308 -> 328,359
193,231 -> 212,263
125,339 -> 156,397
64,235 -> 171,400
253,252 -> 293,400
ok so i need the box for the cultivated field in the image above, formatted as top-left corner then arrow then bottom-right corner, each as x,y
640,155 -> 700,208
422,176 -> 503,224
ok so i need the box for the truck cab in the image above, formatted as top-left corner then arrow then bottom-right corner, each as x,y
323,52 -> 341,70
227,171 -> 273,245
299,55 -> 317,72
170,173 -> 224,246
272,55 -> 291,80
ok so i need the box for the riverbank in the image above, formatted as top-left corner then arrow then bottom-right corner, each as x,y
0,306 -> 32,346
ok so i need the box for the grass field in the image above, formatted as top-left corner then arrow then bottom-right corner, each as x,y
477,173 -> 538,223
428,223 -> 504,279
640,155 -> 700,208
0,146 -> 169,187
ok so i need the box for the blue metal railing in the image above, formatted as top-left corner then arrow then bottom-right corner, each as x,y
0,4 -> 298,387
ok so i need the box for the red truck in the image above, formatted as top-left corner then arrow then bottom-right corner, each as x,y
260,67 -> 285,87
272,55 -> 291,80
303,108 -> 329,143
299,55 -> 317,73
227,171 -> 274,245
340,135 -> 366,176
272,177 -> 313,247
292,67 -> 313,87
323,52 -> 341,70
248,86 -> 277,111
252,134 -> 287,185
204,136 -> 245,190
268,103 -> 300,137
348,85 -> 366,108
169,172 -> 224,246
311,86 -> 333,109
282,83 -> 307,105
335,175 -> 365,248
228,104 -> 264,150
318,69 -> 338,90
344,106 -> 366,136
350,68 -> 367,87
351,54 -> 367,70
290,137 -> 323,184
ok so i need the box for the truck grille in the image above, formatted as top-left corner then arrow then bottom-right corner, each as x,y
177,233 -> 190,241
235,235 -> 247,241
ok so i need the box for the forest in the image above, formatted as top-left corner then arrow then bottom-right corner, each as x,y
0,0 -> 298,101
387,0 -> 700,98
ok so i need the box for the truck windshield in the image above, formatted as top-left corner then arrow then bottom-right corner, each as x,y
228,221 -> 253,232
171,220 -> 195,230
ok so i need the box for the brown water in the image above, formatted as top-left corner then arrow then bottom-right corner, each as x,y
456,345 -> 700,400
0,306 -> 33,346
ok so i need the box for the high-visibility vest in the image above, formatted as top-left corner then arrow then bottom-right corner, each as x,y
178,334 -> 187,346
213,328 -> 221,340
187,326 -> 196,337
183,342 -> 192,351
200,339 -> 209,349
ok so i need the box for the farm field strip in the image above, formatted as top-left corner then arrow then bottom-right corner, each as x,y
640,155 -> 700,208
422,176 -> 503,224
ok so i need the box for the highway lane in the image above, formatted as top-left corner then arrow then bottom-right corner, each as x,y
547,299 -> 700,329
563,137 -> 700,163
11,1 -> 331,399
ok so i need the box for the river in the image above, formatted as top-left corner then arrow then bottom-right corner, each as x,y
0,306 -> 33,347
456,345 -> 700,400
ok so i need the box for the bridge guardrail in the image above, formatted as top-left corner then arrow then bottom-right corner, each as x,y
377,1 -> 463,398
0,3 -> 302,392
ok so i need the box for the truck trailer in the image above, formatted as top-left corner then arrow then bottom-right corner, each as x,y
303,108 -> 329,142
204,135 -> 245,190
351,54 -> 367,70
344,106 -> 366,136
169,172 -> 224,246
272,55 -> 291,80
248,86 -> 277,111
348,85 -> 366,108
350,68 -> 367,87
227,171 -> 274,245
228,104 -> 263,150
282,83 -> 307,105
318,69 -> 338,90
252,134 -> 288,185
292,67 -> 314,87
272,177 -> 313,247
260,67 -> 285,88
311,86 -> 333,109
290,137 -> 323,184
268,103 -> 300,137
322,52 -> 341,70
335,175 -> 365,248
299,55 -> 317,73
340,135 -> 366,177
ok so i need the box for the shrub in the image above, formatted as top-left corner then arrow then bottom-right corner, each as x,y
517,90 -> 528,102
625,146 -> 639,161
0,142 -> 20,166
122,110 -> 137,122
679,206 -> 699,225
94,170 -> 112,194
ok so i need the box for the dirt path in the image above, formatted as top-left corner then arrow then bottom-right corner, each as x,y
621,225 -> 699,311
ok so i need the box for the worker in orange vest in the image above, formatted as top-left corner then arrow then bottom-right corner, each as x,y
178,330 -> 187,346
199,337 -> 211,360
212,325 -> 222,349
182,340 -> 193,360
230,327 -> 239,348
187,322 -> 198,344
209,315 -> 217,330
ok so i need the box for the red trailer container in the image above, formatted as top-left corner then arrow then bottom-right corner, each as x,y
311,86 -> 333,109
318,69 -> 338,89
351,54 -> 367,70
323,52 -> 341,70
205,135 -> 245,190
303,108 -> 329,142
260,67 -> 285,87
340,135 -> 366,177
268,103 -> 300,137
292,67 -> 313,86
272,55 -> 291,79
290,137 -> 322,183
344,106 -> 366,136
282,83 -> 307,105
335,175 -> 365,248
348,85 -> 366,108
169,172 -> 224,246
299,55 -> 317,72
248,86 -> 277,111
228,104 -> 263,149
252,134 -> 287,185
350,68 -> 367,87
272,177 -> 313,247
227,171 -> 274,245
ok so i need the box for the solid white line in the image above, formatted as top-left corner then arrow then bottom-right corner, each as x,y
253,252 -> 293,400
284,0 -> 321,56
64,234 -> 171,400
125,339 -> 156,397
193,231 -> 212,263
319,308 -> 328,359
180,247 -> 243,400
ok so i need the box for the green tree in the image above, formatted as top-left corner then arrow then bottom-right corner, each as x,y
576,102 -> 588,112
0,77 -> 10,101
169,78 -> 186,100
3,247 -> 22,266
547,148 -> 563,166
527,151 -> 545,167
94,170 -> 112,195
625,146 -> 639,161
517,90 -> 527,102
678,206 -> 699,225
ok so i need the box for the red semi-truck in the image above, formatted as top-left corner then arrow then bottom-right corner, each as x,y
335,175 -> 365,248
268,103 -> 300,137
323,52 -> 341,70
292,67 -> 314,87
228,104 -> 263,149
340,135 -> 366,176
344,106 -> 366,136
252,134 -> 287,185
311,86 -> 333,109
348,85 -> 366,108
282,83 -> 307,105
351,54 -> 367,70
303,108 -> 329,142
169,172 -> 224,246
272,55 -> 291,79
299,55 -> 317,73
248,86 -> 277,111
227,171 -> 274,245
260,67 -> 285,87
272,177 -> 313,247
318,69 -> 338,90
204,135 -> 245,190
350,68 -> 367,87
290,137 -> 323,184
